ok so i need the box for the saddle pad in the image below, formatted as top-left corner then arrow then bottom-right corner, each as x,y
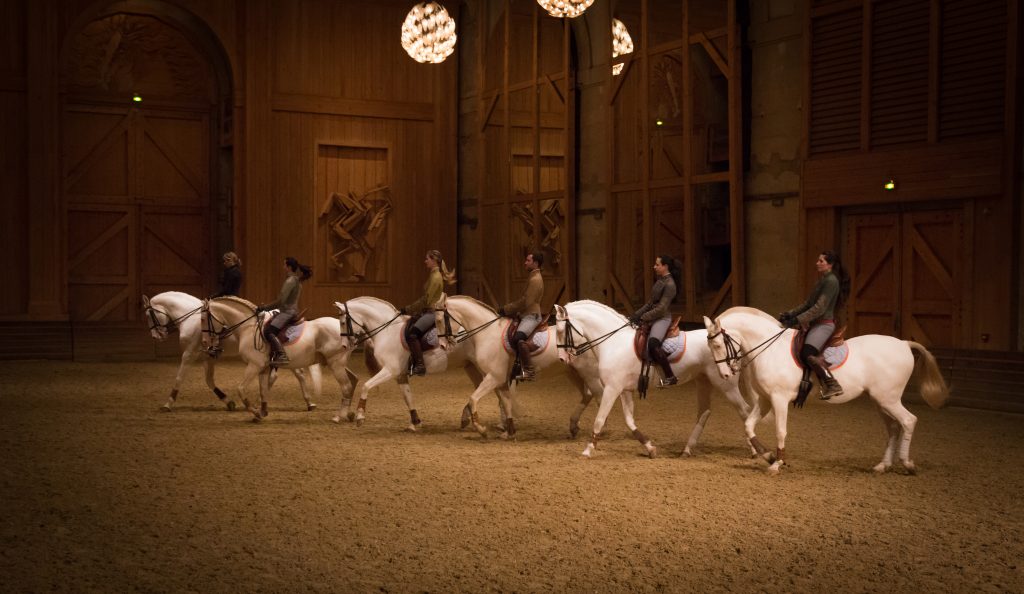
399,319 -> 439,351
280,321 -> 306,346
633,329 -> 686,363
790,333 -> 849,370
501,320 -> 550,354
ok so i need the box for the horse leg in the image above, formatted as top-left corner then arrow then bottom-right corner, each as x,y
682,375 -> 714,457
765,393 -> 791,475
878,400 -> 918,474
202,356 -> 235,411
745,394 -> 777,464
582,385 -> 621,458
396,380 -> 422,432
292,366 -> 318,411
329,361 -> 358,423
161,352 -> 192,412
495,386 -> 517,440
619,390 -> 656,458
873,403 -> 900,474
354,368 -> 394,427
465,375 -> 503,438
460,363 -> 484,430
717,382 -> 756,456
565,366 -> 594,439
254,368 -> 271,421
236,363 -> 263,421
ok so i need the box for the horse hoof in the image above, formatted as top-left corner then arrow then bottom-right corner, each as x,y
331,415 -> 341,424
250,414 -> 262,423
872,463 -> 890,474
355,418 -> 364,427
680,449 -> 693,458
903,462 -> 917,475
346,412 -> 356,422
648,446 -> 658,459
307,404 -> 317,412
569,426 -> 579,439
405,424 -> 418,432
763,452 -> 777,465
159,404 -> 171,413
226,401 -> 237,412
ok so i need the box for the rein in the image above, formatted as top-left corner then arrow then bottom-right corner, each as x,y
202,303 -> 258,353
708,326 -> 788,371
450,310 -> 502,343
338,301 -> 405,346
146,305 -> 201,335
556,315 -> 631,356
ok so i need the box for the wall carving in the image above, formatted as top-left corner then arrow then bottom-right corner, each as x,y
318,186 -> 393,283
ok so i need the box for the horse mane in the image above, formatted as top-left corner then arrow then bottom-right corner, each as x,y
447,295 -> 497,314
717,306 -> 781,326
151,291 -> 199,304
567,299 -> 627,320
350,296 -> 398,313
212,295 -> 258,311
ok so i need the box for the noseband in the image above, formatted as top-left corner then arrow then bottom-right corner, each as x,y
338,302 -> 403,346
555,312 -> 629,356
145,305 -> 200,336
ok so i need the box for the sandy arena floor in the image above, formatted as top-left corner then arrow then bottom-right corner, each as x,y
1,358 -> 1022,593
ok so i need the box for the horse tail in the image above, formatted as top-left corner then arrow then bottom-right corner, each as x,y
364,341 -> 382,375
907,341 -> 950,409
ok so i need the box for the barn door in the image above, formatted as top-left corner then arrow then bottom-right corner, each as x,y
845,208 -> 964,347
65,106 -> 209,321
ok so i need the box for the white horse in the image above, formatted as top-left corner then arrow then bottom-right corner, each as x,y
142,292 -> 319,412
200,297 -> 357,422
443,295 -> 602,439
704,306 -> 949,474
554,300 -> 756,459
336,296 -> 506,432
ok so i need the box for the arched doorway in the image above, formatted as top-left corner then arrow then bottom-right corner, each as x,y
60,2 -> 232,322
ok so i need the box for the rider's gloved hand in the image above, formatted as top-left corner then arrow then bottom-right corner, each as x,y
628,313 -> 642,327
398,307 -> 408,316
497,307 -> 506,317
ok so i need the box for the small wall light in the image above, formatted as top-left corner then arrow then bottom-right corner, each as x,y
884,179 -> 896,191
132,93 -> 142,103
655,119 -> 664,127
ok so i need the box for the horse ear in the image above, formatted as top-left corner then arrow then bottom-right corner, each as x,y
334,301 -> 344,314
702,315 -> 714,330
141,294 -> 150,307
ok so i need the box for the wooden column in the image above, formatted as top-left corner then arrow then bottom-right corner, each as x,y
241,0 -> 273,299
27,1 -> 64,319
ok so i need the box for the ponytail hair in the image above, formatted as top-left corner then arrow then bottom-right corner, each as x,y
821,250 -> 850,311
284,256 -> 313,282
427,249 -> 457,286
658,254 -> 683,303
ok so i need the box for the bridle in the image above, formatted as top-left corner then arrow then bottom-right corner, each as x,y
706,325 -> 787,372
201,300 -> 258,357
337,301 -> 403,346
446,307 -> 501,344
555,308 -> 631,356
145,304 -> 201,337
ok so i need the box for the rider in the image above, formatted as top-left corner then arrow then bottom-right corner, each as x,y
256,257 -> 312,367
779,249 -> 851,400
400,249 -> 456,376
628,255 -> 682,387
210,251 -> 242,298
498,251 -> 545,382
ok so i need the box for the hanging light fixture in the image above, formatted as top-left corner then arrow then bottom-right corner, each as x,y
537,0 -> 594,18
611,18 -> 634,76
401,2 -> 457,64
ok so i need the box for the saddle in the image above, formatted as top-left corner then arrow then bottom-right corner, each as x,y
274,309 -> 307,346
792,324 -> 846,368
633,316 -> 682,361
401,318 -> 440,352
506,317 -> 549,353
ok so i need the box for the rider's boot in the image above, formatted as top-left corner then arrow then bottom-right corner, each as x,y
267,334 -> 289,367
651,347 -> 677,387
408,336 -> 426,376
515,338 -> 536,382
807,354 -> 842,400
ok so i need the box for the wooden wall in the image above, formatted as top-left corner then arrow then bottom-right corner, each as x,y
2,0 -> 458,357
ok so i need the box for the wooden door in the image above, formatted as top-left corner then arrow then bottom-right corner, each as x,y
64,106 -> 209,321
844,208 -> 964,347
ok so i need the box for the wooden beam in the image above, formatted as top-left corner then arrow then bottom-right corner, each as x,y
481,93 -> 500,131
811,0 -> 863,19
928,0 -> 940,143
272,93 -> 434,121
860,0 -> 871,151
697,32 -> 730,78
608,56 -> 633,104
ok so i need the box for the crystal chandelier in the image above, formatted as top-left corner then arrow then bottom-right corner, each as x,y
536,0 -> 594,18
611,18 -> 634,76
401,2 -> 457,64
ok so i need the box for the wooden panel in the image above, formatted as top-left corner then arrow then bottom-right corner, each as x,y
0,90 -> 28,316
939,0 -> 1007,139
808,5 -> 862,155
0,0 -> 25,77
870,0 -> 929,148
900,209 -> 963,347
271,0 -> 436,103
932,349 -> 1024,413
803,137 -> 1003,207
141,208 -> 207,298
845,213 -> 899,337
0,322 -> 73,361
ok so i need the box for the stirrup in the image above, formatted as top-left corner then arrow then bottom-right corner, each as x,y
819,380 -> 843,400
270,353 -> 289,367
411,363 -> 426,376
658,376 -> 678,388
516,367 -> 536,382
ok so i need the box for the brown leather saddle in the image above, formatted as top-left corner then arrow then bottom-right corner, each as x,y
274,309 -> 307,346
506,317 -> 549,353
633,316 -> 682,361
792,324 -> 846,368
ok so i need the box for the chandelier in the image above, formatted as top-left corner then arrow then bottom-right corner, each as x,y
536,0 -> 594,18
401,2 -> 457,64
611,18 -> 634,76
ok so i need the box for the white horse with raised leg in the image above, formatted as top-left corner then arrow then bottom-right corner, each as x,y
704,306 -> 949,474
200,297 -> 357,422
555,301 -> 756,458
142,292 -> 319,412
336,296 -> 505,431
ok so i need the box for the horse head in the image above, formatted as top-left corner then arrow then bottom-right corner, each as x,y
552,304 -> 576,363
142,294 -> 175,341
703,315 -> 742,379
200,298 -> 255,357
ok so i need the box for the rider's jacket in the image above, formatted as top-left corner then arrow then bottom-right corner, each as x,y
405,267 -> 443,314
503,268 -> 544,317
786,271 -> 839,326
634,273 -> 676,323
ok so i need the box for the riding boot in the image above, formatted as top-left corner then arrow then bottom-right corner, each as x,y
807,354 -> 842,400
267,334 -> 289,367
515,340 -> 536,382
408,336 -> 426,376
651,347 -> 677,387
